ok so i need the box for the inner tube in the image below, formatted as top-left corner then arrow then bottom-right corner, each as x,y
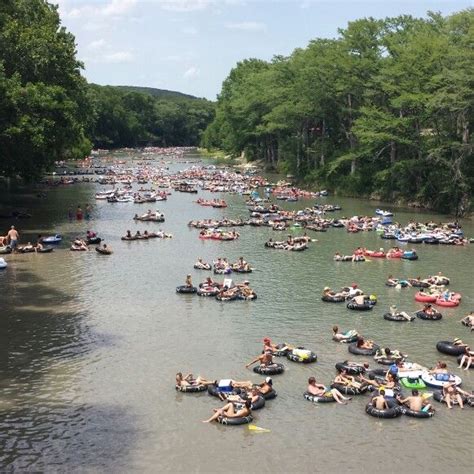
304,391 -> 336,403
365,403 -> 402,419
421,372 -> 462,388
331,382 -> 367,396
215,293 -> 238,302
234,396 -> 265,411
0,246 -> 12,254
262,389 -> 277,400
287,349 -> 317,364
194,263 -> 211,270
400,377 -> 426,389
436,341 -> 465,356
365,368 -> 387,379
176,285 -> 197,294
218,415 -> 253,425
415,292 -> 437,303
197,287 -> 219,297
375,356 -> 404,366
347,302 -> 373,311
232,267 -> 252,273
457,354 -> 474,368
409,279 -> 430,288
333,333 -> 359,344
433,391 -> 466,405
435,298 -> 460,308
95,247 -> 112,255
321,295 -> 345,303
416,311 -> 442,321
401,407 -> 434,418
37,247 -> 54,253
175,384 -> 206,393
253,363 -> 285,375
335,362 -> 366,375
271,344 -> 290,357
87,237 -> 102,245
348,343 -> 379,356
401,253 -> 418,261
383,312 -> 414,322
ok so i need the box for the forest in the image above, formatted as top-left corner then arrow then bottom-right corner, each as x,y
202,10 -> 473,215
0,0 -> 214,181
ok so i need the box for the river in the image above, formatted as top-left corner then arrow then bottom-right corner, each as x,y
0,150 -> 472,472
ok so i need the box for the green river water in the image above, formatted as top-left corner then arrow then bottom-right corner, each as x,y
0,150 -> 472,472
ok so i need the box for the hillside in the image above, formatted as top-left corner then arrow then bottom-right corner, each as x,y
113,85 -> 199,101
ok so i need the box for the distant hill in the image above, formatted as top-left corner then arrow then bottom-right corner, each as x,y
113,85 -> 199,101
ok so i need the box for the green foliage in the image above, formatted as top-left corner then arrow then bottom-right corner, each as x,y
0,0 -> 91,180
87,85 -> 215,148
203,9 -> 473,215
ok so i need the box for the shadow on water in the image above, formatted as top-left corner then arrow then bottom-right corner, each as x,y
0,267 -> 138,470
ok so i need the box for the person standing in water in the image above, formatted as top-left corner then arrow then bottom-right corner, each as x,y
76,205 -> 83,220
85,204 -> 92,220
7,226 -> 19,251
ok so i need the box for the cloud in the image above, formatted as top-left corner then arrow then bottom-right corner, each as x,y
87,39 -> 107,50
103,51 -> 134,63
182,26 -> 198,35
158,0 -> 244,12
160,0 -> 213,12
59,0 -> 138,20
226,21 -> 266,32
183,66 -> 200,79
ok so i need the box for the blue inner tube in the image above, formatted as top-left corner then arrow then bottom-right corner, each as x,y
176,285 -> 197,294
304,391 -> 336,403
253,363 -> 285,375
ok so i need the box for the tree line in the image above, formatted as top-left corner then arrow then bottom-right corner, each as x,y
0,0 -> 215,181
202,10 -> 473,216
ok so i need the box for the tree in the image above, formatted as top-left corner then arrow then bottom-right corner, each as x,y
0,0 -> 91,180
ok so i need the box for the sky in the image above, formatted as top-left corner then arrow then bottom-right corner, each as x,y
56,0 -> 472,100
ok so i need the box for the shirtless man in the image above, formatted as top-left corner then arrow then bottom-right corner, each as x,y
7,226 -> 19,251
371,389 -> 388,410
246,351 -> 273,369
307,376 -> 351,405
175,372 -> 215,388
397,389 -> 431,412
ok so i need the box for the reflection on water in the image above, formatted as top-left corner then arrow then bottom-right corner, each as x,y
0,153 -> 473,471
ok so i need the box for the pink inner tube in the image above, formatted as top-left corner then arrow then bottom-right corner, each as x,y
435,298 -> 460,307
415,292 -> 437,303
365,251 -> 386,258
386,251 -> 403,258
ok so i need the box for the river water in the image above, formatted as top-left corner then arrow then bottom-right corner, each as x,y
0,151 -> 472,472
